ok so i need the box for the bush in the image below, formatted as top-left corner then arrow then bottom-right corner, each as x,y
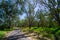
0,31 -> 6,40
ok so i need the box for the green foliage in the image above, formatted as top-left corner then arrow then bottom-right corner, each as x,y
21,27 -> 60,40
56,30 -> 60,35
0,0 -> 60,40
0,28 -> 13,40
0,31 -> 6,37
0,30 -> 8,40
0,0 -> 24,29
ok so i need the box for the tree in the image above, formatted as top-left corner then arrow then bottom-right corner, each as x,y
36,9 -> 47,27
22,0 -> 36,28
0,0 -> 23,29
40,0 -> 60,26
39,0 -> 60,40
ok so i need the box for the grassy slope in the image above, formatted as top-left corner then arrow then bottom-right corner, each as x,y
0,28 -> 14,40
0,31 -> 7,37
21,27 -> 60,40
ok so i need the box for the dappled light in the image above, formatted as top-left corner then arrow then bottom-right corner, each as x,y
0,0 -> 60,40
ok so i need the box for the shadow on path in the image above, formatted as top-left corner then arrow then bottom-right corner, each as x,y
4,28 -> 30,40
5,33 -> 30,40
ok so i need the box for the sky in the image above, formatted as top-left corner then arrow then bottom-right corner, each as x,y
19,13 -> 26,20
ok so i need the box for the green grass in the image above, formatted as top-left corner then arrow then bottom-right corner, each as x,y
0,30 -> 7,40
0,28 -> 14,40
21,27 -> 60,34
21,27 -> 60,40
0,31 -> 6,37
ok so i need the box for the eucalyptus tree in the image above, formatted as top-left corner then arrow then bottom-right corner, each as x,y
21,0 -> 37,27
0,0 -> 24,29
38,0 -> 60,40
36,9 -> 48,27
39,0 -> 60,26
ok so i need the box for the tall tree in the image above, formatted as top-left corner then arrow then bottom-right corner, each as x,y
0,0 -> 23,29
40,0 -> 60,26
23,0 -> 36,27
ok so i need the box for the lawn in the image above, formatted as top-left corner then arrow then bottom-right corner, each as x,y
0,28 -> 13,40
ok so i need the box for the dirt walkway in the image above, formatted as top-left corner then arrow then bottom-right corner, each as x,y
5,29 -> 34,40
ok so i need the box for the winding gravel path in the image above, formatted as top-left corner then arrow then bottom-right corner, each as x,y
5,29 -> 31,40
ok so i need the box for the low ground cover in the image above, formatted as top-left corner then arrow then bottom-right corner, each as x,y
21,27 -> 60,40
0,28 -> 14,40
